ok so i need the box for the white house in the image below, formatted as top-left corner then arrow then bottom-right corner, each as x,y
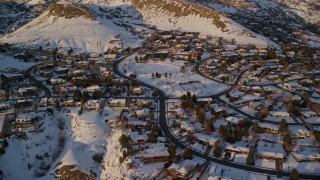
129,131 -> 148,144
269,111 -> 290,117
15,114 -> 33,124
193,133 -> 220,146
85,85 -> 102,93
258,123 -> 279,133
167,159 -> 199,178
225,116 -> 242,124
110,99 -> 127,107
84,99 -> 105,110
179,121 -> 195,133
224,143 -> 250,154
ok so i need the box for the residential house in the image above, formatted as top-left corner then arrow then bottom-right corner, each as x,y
85,85 -> 103,93
76,61 -> 89,68
0,115 -> 8,138
110,99 -> 127,107
193,133 -> 220,147
248,102 -> 264,110
269,111 -> 290,118
0,90 -> 6,100
290,126 -> 311,139
89,53 -> 101,58
301,111 -> 317,118
179,121 -> 196,133
292,147 -> 320,162
140,143 -> 170,163
197,97 -> 213,104
132,87 -> 144,95
129,131 -> 148,144
57,49 -> 69,56
16,99 -> 34,107
104,54 -> 117,59
258,123 -> 279,133
84,99 -> 105,110
136,99 -> 152,107
225,116 -> 242,124
167,159 -> 199,179
136,108 -> 150,119
61,99 -> 76,107
0,73 -> 24,86
263,86 -> 280,94
224,144 -> 250,154
256,151 -> 284,160
176,108 -> 187,119
127,120 -> 150,129
211,108 -> 227,118
15,114 -> 33,124
18,86 -> 37,97
54,67 -> 69,75
50,78 -> 66,85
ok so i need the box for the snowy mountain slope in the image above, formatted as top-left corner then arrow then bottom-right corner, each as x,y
190,0 -> 320,44
130,0 -> 277,46
0,0 -> 53,35
0,2 -> 143,53
1,0 -> 278,52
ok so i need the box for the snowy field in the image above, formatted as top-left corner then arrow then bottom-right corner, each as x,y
0,53 -> 37,71
0,106 -> 134,179
119,54 -> 228,97
0,111 -> 61,179
283,156 -> 320,174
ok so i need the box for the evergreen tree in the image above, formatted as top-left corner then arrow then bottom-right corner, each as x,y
73,89 -> 82,101
81,91 -> 89,107
290,169 -> 299,180
168,144 -> 176,157
183,148 -> 192,159
213,145 -> 222,158
279,119 -> 288,133
148,131 -> 158,143
246,153 -> 255,165
283,134 -> 292,145
119,134 -> 130,149
252,121 -> 259,133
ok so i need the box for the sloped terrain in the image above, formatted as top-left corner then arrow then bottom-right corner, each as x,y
0,0 -> 278,52
131,0 -> 276,46
0,2 -> 142,53
190,0 -> 320,45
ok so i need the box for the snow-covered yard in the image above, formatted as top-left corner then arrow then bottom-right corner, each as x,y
283,156 -> 320,174
119,54 -> 228,97
0,53 -> 37,71
0,111 -> 61,179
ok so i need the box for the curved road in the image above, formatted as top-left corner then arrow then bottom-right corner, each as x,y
195,59 -> 231,85
25,65 -> 52,97
114,54 -> 320,179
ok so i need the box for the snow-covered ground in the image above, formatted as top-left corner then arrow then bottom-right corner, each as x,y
0,111 -> 61,179
1,0 -> 279,53
0,106 -> 138,179
132,0 -> 277,47
52,107 -> 112,178
0,53 -> 37,71
284,156 -> 320,174
119,54 -> 228,97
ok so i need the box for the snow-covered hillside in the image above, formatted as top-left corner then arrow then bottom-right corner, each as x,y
0,3 -> 142,53
0,0 -> 279,53
131,0 -> 276,46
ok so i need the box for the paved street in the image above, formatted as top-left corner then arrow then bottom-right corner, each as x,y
113,54 -> 320,179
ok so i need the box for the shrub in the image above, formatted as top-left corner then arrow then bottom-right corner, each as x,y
290,168 -> 299,180
92,153 -> 103,164
213,145 -> 222,158
246,153 -> 255,165
183,148 -> 192,159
